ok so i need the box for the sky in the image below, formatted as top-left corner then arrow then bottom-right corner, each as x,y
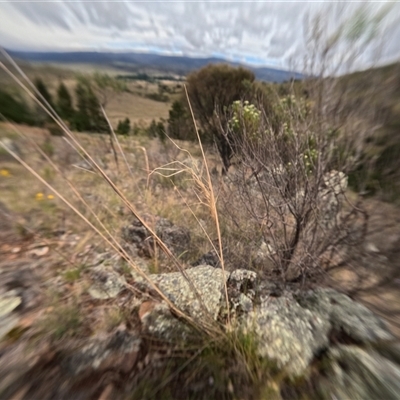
0,1 -> 399,70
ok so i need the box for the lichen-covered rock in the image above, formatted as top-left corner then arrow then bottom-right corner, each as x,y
140,301 -> 194,342
296,288 -> 394,343
0,260 -> 42,340
88,266 -> 126,300
240,292 -> 331,377
121,216 -> 190,258
0,294 -> 21,318
191,249 -> 221,268
223,270 -> 395,378
136,266 -> 396,382
0,292 -> 22,339
229,269 -> 258,289
137,265 -> 227,321
325,345 -> 400,400
63,329 -> 141,376
156,265 -> 226,320
226,269 -> 258,316
318,170 -> 348,230
156,217 -> 191,257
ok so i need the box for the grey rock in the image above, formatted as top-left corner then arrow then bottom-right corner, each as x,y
192,249 -> 221,268
139,265 -> 227,321
122,216 -> 190,258
296,288 -> 394,343
0,293 -> 21,318
63,329 -> 141,376
0,138 -> 21,159
136,265 -> 228,345
226,269 -> 258,316
140,301 -> 194,342
237,293 -> 254,313
0,260 -> 42,311
318,170 -> 348,230
137,266 -> 396,381
156,217 -> 191,257
88,266 -> 126,300
326,345 -> 400,400
0,261 -> 42,340
121,219 -> 148,246
128,257 -> 150,278
132,261 -> 398,383
0,292 -> 22,339
229,269 -> 258,289
240,292 -> 330,377
223,270 -> 395,378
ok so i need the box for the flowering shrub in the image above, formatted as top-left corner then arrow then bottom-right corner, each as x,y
229,100 -> 262,142
229,95 -> 319,175
277,95 -> 318,174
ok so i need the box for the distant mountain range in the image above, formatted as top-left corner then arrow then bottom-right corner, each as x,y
5,49 -> 304,83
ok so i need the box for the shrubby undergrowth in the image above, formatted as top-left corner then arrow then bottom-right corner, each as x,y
0,5 -> 399,399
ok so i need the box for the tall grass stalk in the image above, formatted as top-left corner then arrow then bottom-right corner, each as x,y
0,52 -> 221,336
184,84 -> 230,323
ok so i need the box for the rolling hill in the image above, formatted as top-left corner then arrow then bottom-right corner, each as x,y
5,49 -> 304,83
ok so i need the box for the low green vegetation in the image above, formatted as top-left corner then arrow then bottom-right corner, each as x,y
38,301 -> 83,341
116,117 -> 131,135
0,88 -> 35,125
1,58 -> 399,211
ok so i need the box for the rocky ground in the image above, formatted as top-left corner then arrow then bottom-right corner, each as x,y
1,126 -> 400,399
1,201 -> 400,399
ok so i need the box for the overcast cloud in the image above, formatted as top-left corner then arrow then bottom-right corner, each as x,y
0,1 -> 399,70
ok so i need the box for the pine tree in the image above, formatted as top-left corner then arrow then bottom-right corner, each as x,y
34,78 -> 55,125
73,82 -> 108,133
0,89 -> 35,125
86,86 -> 108,132
116,118 -> 131,135
73,82 -> 90,132
34,78 -> 54,109
57,82 -> 75,122
167,100 -> 195,140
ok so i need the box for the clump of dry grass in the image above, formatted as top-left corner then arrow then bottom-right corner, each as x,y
0,50 -> 228,339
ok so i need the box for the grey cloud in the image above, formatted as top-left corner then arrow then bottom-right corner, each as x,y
1,1 -> 399,70
10,3 -> 72,31
70,2 -> 137,31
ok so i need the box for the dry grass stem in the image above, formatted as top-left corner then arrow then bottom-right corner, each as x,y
0,56 -> 222,336
184,84 -> 230,324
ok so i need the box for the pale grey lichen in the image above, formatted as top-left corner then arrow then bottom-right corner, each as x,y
326,345 -> 400,400
135,265 -> 397,384
296,288 -> 394,343
140,301 -> 194,343
240,293 -> 331,377
63,330 -> 141,375
141,264 -> 227,321
0,293 -> 21,318
88,266 -> 126,300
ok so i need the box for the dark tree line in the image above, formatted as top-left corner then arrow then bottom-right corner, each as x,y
0,77 -> 109,134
